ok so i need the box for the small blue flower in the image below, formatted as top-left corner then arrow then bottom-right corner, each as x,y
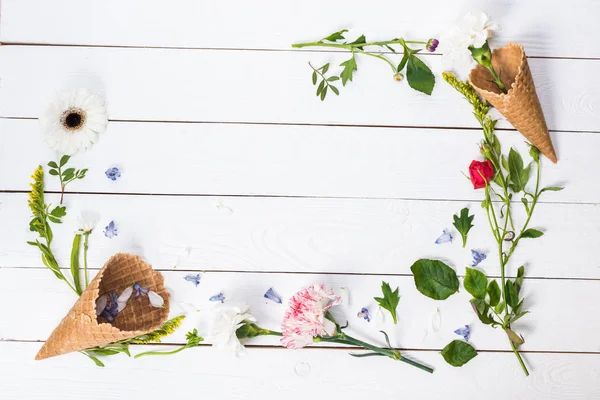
133,282 -> 149,297
435,230 -> 453,244
105,167 -> 121,181
454,325 -> 471,341
101,292 -> 119,323
104,221 -> 118,238
209,292 -> 225,303
357,307 -> 371,322
264,287 -> 282,304
184,274 -> 201,287
471,250 -> 487,266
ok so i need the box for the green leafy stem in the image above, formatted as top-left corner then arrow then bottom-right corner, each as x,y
293,30 -> 436,99
316,312 -> 433,373
48,155 -> 88,204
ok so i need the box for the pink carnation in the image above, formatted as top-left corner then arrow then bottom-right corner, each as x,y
281,284 -> 342,349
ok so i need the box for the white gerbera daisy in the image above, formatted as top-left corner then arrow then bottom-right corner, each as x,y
40,89 -> 108,155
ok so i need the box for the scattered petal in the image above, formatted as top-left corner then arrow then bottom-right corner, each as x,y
118,286 -> 134,304
209,293 -> 225,303
148,291 -> 165,308
294,362 -> 312,376
454,325 -> 471,341
431,308 -> 442,333
184,273 -> 201,287
264,287 -> 282,304
435,230 -> 453,244
471,250 -> 487,266
95,294 -> 108,316
357,307 -> 371,322
105,167 -> 121,181
133,282 -> 149,297
103,221 -> 118,238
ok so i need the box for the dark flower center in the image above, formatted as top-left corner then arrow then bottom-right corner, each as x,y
61,108 -> 86,131
65,112 -> 82,128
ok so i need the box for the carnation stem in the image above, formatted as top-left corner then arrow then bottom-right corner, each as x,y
83,232 -> 90,287
486,65 -> 508,94
134,344 -> 190,358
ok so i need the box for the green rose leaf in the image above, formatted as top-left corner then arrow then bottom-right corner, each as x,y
321,29 -> 348,42
411,259 -> 459,300
470,298 -> 495,325
441,340 -> 478,367
508,148 -> 531,192
487,280 -> 501,307
464,267 -> 487,299
374,281 -> 400,324
406,55 -> 435,95
339,54 -> 358,86
521,229 -> 543,239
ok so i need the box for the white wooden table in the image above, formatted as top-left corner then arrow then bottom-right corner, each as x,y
1,1 -> 599,399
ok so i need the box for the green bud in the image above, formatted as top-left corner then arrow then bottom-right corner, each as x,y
528,144 -> 540,162
469,42 -> 493,68
235,322 -> 262,339
480,142 -> 493,160
393,72 -> 404,82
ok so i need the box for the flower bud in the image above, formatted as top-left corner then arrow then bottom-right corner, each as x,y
469,41 -> 493,68
426,38 -> 439,52
393,72 -> 404,82
479,142 -> 493,160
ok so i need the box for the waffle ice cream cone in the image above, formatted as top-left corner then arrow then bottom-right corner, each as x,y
469,42 -> 557,163
35,253 -> 170,360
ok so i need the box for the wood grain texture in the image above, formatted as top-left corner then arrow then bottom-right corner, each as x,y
1,342 -> 599,400
0,119 -> 588,202
1,268 -> 598,353
2,193 -> 598,279
0,46 -> 599,132
1,0 -> 600,59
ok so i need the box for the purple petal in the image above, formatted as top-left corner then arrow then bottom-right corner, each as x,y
264,287 -> 282,304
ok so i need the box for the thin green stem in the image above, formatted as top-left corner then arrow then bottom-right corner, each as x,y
486,65 -> 508,94
355,48 -> 396,72
510,341 -> 530,376
292,39 -> 425,50
134,345 -> 190,358
83,232 -> 90,287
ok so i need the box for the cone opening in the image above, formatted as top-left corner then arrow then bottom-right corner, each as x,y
469,42 -> 524,96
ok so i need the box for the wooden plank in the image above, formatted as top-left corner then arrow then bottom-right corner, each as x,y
0,46 -> 599,133
1,268 -> 598,353
1,342 -> 600,399
0,119 -> 585,202
1,0 -> 600,59
2,193 -> 597,278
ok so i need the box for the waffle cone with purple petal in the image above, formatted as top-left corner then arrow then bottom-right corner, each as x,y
35,253 -> 170,360
469,42 -> 557,163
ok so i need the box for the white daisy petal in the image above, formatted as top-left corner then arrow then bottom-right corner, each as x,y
95,294 -> 108,316
148,291 -> 165,308
40,89 -> 108,155
118,286 -> 133,304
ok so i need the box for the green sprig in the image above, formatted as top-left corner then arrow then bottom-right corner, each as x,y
48,155 -> 88,204
374,281 -> 400,324
452,208 -> 475,248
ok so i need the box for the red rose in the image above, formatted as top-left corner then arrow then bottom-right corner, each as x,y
469,160 -> 495,189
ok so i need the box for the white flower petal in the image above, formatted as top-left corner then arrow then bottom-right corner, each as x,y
117,286 -> 133,304
117,300 -> 128,312
95,294 -> 108,316
148,291 -> 165,308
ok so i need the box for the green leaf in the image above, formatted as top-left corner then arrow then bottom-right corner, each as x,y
62,167 -> 75,176
509,311 -> 529,324
464,268 -> 487,299
47,161 -> 59,168
508,148 -> 531,192
440,340 -> 477,367
487,280 -> 501,307
347,34 -> 366,50
70,234 -> 82,295
59,155 -> 70,167
521,197 -> 530,214
406,56 -> 435,95
397,52 -> 409,72
81,352 -> 105,367
316,80 -> 325,96
349,352 -> 387,358
452,207 -> 474,248
495,301 -> 506,314
521,229 -> 543,239
528,143 -> 540,162
47,216 -> 62,224
374,282 -> 400,324
411,259 -> 459,300
470,299 -> 495,325
50,206 -> 67,218
339,54 -> 357,86
515,266 -> 525,294
327,76 -> 340,82
312,71 -> 317,85
540,186 -> 564,194
320,86 -> 327,101
48,169 -> 59,176
321,63 -> 330,74
330,86 -> 340,96
321,29 -> 348,42
505,281 -> 519,309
